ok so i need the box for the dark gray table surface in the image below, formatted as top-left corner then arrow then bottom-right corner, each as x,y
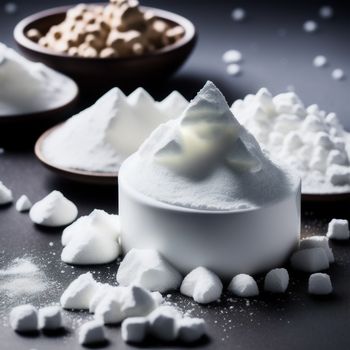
1,0 -> 350,349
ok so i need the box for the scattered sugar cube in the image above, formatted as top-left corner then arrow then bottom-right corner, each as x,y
222,49 -> 242,63
226,63 -> 241,76
10,305 -> 38,333
121,285 -> 157,317
151,291 -> 164,306
0,181 -> 13,205
319,6 -> 333,19
121,317 -> 149,343
303,20 -> 318,33
177,317 -> 207,343
79,320 -> 107,346
300,236 -> 334,263
39,306 -> 63,330
148,306 -> 181,341
94,291 -> 125,324
264,268 -> 289,293
290,247 -> 329,272
308,273 -> 333,295
332,69 -> 345,81
15,195 -> 32,212
228,274 -> 259,297
327,219 -> 350,240
231,8 -> 246,21
89,284 -> 117,313
60,272 -> 99,310
180,267 -> 223,304
313,55 -> 327,68
116,249 -> 182,293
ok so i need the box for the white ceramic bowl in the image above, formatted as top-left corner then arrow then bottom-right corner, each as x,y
119,162 -> 301,279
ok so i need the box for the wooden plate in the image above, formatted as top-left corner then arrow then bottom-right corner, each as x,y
35,124 -> 117,185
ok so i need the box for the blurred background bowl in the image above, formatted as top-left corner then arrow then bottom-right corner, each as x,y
14,4 -> 197,92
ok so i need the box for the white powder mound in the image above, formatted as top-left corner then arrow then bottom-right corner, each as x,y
41,87 -> 188,173
327,219 -> 350,240
29,191 -> 78,227
0,258 -> 51,298
0,181 -> 13,205
180,267 -> 223,304
15,195 -> 32,212
0,43 -> 77,116
264,268 -> 289,293
232,88 -> 350,194
116,249 -> 182,293
61,210 -> 121,265
124,81 -> 298,211
228,274 -> 259,297
308,273 -> 333,295
10,304 -> 38,333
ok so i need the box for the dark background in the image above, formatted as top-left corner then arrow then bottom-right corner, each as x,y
1,1 -> 350,350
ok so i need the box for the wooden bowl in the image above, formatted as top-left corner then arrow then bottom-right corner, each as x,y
0,78 -> 78,149
14,5 -> 197,91
35,123 -> 117,185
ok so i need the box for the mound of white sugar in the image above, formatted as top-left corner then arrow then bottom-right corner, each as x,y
308,273 -> 333,295
264,268 -> 289,293
41,88 -> 188,173
123,81 -> 298,211
29,191 -> 78,227
0,257 -> 51,299
180,267 -> 223,304
61,210 -> 121,265
10,304 -> 38,332
15,195 -> 32,212
0,42 -> 77,115
232,88 -> 350,194
0,181 -> 13,204
327,219 -> 350,240
228,274 -> 259,297
116,249 -> 182,292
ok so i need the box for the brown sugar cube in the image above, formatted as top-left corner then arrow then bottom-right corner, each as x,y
81,46 -> 98,57
38,37 -> 49,48
132,42 -> 144,55
26,28 -> 42,42
85,34 -> 105,50
146,20 -> 169,47
68,47 -> 79,56
118,5 -> 145,31
99,47 -> 117,58
165,26 -> 185,43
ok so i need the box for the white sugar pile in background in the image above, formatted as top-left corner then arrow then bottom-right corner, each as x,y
232,88 -> 350,194
29,191 -> 78,227
41,88 -> 188,173
124,82 -> 299,211
0,43 -> 76,115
